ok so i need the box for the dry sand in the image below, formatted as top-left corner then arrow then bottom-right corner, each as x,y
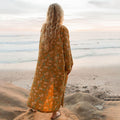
0,56 -> 120,120
0,83 -> 120,120
0,83 -> 79,120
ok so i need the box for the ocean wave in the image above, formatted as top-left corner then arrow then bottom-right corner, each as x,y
0,49 -> 38,52
0,46 -> 120,53
0,59 -> 37,64
0,41 -> 38,44
1,53 -> 120,64
71,46 -> 120,50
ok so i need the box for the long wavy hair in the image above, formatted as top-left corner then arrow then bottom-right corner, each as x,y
40,3 -> 64,52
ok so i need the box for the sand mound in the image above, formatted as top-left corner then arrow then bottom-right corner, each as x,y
0,83 -> 78,120
1,82 -> 119,120
14,107 -> 79,120
0,83 -> 29,120
64,92 -> 106,120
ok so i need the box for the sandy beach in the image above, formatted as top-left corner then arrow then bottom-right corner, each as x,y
0,55 -> 120,120
1,0 -> 120,119
0,55 -> 120,96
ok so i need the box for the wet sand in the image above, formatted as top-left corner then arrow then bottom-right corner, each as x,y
0,55 -> 120,97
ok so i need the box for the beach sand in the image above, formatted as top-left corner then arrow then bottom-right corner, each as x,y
0,82 -> 120,120
0,55 -> 120,96
0,55 -> 120,120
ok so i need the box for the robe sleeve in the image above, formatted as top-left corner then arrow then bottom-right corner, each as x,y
62,26 -> 73,74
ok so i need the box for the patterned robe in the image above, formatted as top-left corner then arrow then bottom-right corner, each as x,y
27,24 -> 73,112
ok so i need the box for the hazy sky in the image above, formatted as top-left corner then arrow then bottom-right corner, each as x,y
0,0 -> 120,33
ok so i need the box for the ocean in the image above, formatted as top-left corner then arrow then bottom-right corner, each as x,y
0,31 -> 120,63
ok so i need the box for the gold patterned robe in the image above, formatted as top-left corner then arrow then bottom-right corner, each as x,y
27,24 -> 73,112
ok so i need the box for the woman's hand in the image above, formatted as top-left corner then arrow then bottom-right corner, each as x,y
66,70 -> 70,75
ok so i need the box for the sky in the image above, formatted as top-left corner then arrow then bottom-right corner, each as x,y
0,0 -> 120,33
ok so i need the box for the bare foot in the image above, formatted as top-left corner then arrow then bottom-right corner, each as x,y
51,110 -> 61,119
29,108 -> 37,112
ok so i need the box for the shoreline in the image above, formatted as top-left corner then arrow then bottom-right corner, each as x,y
0,55 -> 120,70
1,66 -> 120,96
0,55 -> 120,97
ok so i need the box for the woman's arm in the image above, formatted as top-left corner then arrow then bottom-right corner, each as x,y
62,26 -> 73,75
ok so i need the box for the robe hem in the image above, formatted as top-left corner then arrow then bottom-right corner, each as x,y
27,104 -> 62,113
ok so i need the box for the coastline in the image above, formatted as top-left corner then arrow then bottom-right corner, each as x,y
0,55 -> 120,70
0,55 -> 120,96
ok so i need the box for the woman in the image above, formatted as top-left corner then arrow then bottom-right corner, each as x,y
27,3 -> 73,120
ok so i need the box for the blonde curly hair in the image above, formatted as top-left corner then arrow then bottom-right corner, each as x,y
40,3 -> 64,52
